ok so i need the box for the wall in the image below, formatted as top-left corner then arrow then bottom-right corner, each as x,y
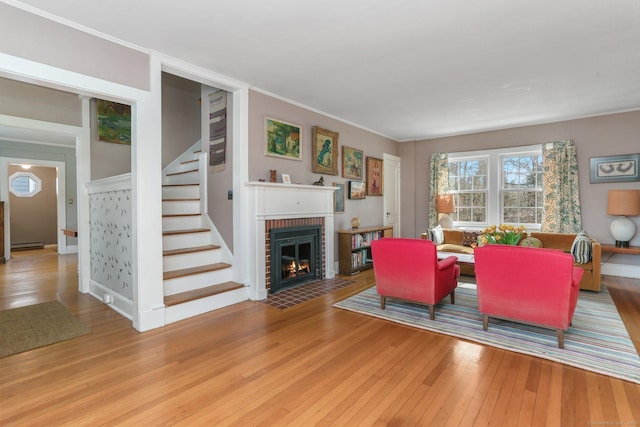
0,77 -> 81,126
90,98 -> 132,180
0,3 -> 149,91
0,140 -> 77,245
402,110 -> 640,246
248,90 -> 399,263
8,164 -> 57,245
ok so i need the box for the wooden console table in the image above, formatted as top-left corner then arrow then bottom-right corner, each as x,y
601,245 -> 640,254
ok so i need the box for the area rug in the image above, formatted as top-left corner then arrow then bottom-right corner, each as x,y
334,283 -> 640,384
262,277 -> 355,309
0,301 -> 91,358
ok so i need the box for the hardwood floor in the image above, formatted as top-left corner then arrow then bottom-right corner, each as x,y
1,249 -> 640,426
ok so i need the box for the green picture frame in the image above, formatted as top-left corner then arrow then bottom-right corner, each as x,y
265,116 -> 302,161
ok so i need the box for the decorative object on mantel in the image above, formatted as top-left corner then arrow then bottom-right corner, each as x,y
366,157 -> 383,196
312,176 -> 324,186
348,180 -> 366,199
281,173 -> 291,184
311,126 -> 339,175
264,116 -> 302,161
351,217 -> 361,229
436,194 -> 456,229
342,146 -> 364,179
607,189 -> 640,248
590,153 -> 640,183
269,170 -> 277,183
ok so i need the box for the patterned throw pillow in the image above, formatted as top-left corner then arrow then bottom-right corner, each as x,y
570,230 -> 592,264
520,237 -> 543,248
426,225 -> 444,245
461,231 -> 481,247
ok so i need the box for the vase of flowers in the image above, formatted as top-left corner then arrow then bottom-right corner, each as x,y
479,224 -> 526,246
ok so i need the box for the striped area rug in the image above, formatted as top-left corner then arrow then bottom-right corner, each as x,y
334,283 -> 640,384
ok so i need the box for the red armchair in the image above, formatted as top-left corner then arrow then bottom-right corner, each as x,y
474,244 -> 583,348
371,238 -> 460,320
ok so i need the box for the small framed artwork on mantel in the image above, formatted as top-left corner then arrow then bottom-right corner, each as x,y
281,173 -> 291,184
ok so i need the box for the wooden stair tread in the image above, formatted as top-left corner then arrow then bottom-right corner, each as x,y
164,282 -> 243,307
163,228 -> 209,236
163,245 -> 220,256
166,169 -> 198,176
164,263 -> 231,280
181,159 -> 198,164
163,184 -> 199,187
162,198 -> 200,201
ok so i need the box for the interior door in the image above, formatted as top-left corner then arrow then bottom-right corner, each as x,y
383,154 -> 400,236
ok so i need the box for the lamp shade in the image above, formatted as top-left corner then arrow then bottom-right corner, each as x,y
607,190 -> 640,216
436,194 -> 455,213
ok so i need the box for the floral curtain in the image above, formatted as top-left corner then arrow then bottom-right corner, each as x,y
428,153 -> 449,228
542,140 -> 582,232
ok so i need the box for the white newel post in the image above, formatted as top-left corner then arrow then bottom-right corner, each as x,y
245,182 -> 337,300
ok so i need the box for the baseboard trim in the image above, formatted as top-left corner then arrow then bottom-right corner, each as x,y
601,263 -> 640,279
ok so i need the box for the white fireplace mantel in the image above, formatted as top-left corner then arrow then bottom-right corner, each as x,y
245,181 -> 337,300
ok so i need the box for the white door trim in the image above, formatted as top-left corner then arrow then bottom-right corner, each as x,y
383,153 -> 401,236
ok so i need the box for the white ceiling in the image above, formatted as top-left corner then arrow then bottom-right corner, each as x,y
9,0 -> 640,141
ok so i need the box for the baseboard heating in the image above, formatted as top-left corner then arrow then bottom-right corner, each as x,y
11,242 -> 45,250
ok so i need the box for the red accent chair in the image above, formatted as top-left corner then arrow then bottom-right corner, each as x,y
474,244 -> 583,349
371,238 -> 460,320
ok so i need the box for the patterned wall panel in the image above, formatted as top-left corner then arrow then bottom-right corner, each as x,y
89,190 -> 133,300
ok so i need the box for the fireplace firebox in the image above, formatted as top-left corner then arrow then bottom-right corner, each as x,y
270,225 -> 322,293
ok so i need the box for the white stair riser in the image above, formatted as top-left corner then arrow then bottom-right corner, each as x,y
162,215 -> 203,231
163,249 -> 221,272
163,171 -> 199,185
163,232 -> 211,251
162,200 -> 200,215
162,185 -> 199,199
164,268 -> 233,295
165,287 -> 249,324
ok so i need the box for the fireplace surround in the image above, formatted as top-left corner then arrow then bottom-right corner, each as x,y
245,182 -> 337,300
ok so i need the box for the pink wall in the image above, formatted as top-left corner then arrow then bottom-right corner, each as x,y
402,110 -> 640,246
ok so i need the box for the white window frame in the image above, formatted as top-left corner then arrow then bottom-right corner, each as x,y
9,171 -> 42,198
448,145 -> 542,231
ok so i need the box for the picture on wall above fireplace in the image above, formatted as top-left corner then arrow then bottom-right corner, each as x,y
590,153 -> 640,183
348,180 -> 366,199
265,116 -> 302,161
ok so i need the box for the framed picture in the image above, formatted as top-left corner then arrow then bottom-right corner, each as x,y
333,182 -> 345,213
311,126 -> 339,175
590,154 -> 640,183
348,180 -> 366,199
96,99 -> 131,145
265,116 -> 302,161
366,157 -> 383,196
281,173 -> 291,184
342,146 -> 363,179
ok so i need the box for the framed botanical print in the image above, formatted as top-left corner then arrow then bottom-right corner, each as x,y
366,157 -> 383,196
265,116 -> 302,161
312,126 -> 339,175
342,146 -> 363,179
348,180 -> 366,199
333,182 -> 345,213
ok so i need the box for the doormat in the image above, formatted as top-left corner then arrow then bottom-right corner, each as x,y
0,301 -> 91,358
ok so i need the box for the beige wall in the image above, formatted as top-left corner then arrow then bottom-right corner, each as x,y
402,110 -> 640,246
0,3 -> 150,91
249,90 -> 399,262
8,165 -> 57,245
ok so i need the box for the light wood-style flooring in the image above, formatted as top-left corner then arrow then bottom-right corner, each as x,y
1,249 -> 640,426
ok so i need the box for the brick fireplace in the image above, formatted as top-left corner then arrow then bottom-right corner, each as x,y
245,182 -> 337,300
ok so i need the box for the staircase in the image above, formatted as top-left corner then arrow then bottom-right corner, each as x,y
162,142 -> 248,324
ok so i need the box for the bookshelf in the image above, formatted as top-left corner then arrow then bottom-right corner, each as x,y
338,225 -> 393,275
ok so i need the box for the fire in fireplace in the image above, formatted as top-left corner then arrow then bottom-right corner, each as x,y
270,225 -> 322,293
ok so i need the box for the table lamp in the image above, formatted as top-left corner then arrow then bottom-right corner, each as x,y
607,189 -> 640,248
437,194 -> 456,229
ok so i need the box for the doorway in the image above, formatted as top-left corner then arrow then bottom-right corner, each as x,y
0,157 -> 67,260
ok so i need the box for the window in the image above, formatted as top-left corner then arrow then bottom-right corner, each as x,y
9,172 -> 42,198
448,146 -> 542,229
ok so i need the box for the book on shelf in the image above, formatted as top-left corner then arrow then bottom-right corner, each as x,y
351,230 -> 385,249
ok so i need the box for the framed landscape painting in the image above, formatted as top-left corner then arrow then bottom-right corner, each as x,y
348,180 -> 366,199
312,126 -> 339,175
342,146 -> 363,179
265,116 -> 302,161
96,99 -> 131,145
